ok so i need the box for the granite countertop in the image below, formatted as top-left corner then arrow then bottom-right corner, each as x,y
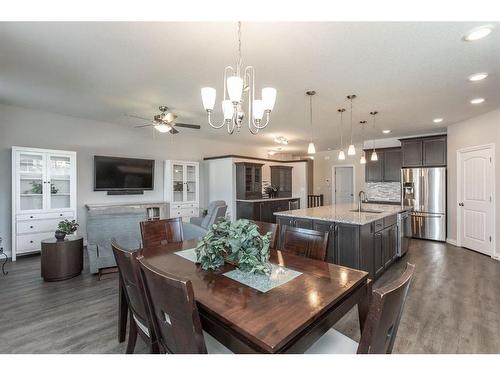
274,203 -> 412,225
236,197 -> 300,203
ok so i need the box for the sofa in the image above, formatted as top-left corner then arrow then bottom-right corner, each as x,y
86,206 -> 207,275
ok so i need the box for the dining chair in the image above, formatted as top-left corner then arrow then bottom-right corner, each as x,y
280,226 -> 329,261
252,220 -> 279,250
307,194 -> 324,208
138,257 -> 232,354
306,262 -> 415,354
140,217 -> 184,248
111,240 -> 159,354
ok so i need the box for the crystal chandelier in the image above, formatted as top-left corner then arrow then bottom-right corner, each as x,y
201,22 -> 277,135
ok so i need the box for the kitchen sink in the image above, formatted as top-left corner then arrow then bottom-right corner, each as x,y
349,208 -> 384,214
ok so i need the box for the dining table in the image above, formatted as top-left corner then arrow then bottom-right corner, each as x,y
120,239 -> 371,354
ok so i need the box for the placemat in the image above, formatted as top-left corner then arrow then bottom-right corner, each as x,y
223,264 -> 302,293
174,248 -> 198,263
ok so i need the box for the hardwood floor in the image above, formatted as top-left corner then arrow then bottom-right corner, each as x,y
1,239 -> 499,353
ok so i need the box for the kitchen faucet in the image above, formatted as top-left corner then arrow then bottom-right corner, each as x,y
358,191 -> 367,212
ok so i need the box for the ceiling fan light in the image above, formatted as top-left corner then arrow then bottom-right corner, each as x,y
308,142 -> 316,155
262,87 -> 277,111
338,150 -> 346,160
227,76 -> 243,103
154,124 -> 172,133
222,100 -> 234,120
371,151 -> 378,161
347,144 -> 356,156
201,87 -> 216,111
253,100 -> 265,120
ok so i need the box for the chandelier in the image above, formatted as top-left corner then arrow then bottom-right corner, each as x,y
201,22 -> 277,135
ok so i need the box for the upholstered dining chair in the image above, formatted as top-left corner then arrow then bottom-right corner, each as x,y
280,226 -> 329,261
190,200 -> 227,229
138,257 -> 232,354
252,221 -> 279,250
140,217 -> 183,248
111,240 -> 159,354
306,262 -> 415,354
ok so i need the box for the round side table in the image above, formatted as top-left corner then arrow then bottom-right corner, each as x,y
41,235 -> 84,281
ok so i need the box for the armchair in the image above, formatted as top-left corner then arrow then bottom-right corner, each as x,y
190,200 -> 227,229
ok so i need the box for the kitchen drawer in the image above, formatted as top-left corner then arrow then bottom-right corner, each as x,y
17,211 -> 74,221
170,208 -> 198,218
17,232 -> 54,252
17,218 -> 71,234
171,203 -> 198,210
383,214 -> 397,228
373,219 -> 384,232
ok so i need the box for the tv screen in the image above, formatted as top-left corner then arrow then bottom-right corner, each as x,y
94,156 -> 154,191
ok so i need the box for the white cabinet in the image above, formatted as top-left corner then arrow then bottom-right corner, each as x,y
164,160 -> 199,220
12,147 -> 77,260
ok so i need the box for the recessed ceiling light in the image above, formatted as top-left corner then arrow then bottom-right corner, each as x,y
470,98 -> 486,104
382,130 -> 391,134
462,25 -> 494,41
468,73 -> 488,82
433,118 -> 443,123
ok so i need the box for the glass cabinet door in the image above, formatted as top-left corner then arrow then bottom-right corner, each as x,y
18,152 -> 45,211
48,154 -> 72,209
172,164 -> 184,202
186,165 -> 197,202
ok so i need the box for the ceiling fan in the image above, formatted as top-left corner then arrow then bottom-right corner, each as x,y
129,106 -> 201,134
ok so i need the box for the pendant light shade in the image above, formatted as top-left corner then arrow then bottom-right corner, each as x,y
338,150 -> 346,160
371,151 -> 378,161
337,108 -> 346,161
201,87 -> 216,110
308,142 -> 316,154
360,154 -> 367,164
347,144 -> 356,156
227,76 -> 244,103
347,94 -> 357,156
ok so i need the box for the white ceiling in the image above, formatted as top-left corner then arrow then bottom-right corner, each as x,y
1,22 -> 499,154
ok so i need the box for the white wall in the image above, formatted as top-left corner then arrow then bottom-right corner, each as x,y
0,103 -> 266,257
447,107 -> 500,257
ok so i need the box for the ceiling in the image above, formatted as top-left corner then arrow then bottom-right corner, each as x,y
1,22 -> 499,154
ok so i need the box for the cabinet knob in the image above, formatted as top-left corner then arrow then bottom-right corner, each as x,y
60,214 -> 63,216
29,240 -> 33,243
30,216 -> 34,218
30,226 -> 33,229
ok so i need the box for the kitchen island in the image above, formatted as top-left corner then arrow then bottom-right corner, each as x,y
275,203 -> 411,279
237,197 -> 300,223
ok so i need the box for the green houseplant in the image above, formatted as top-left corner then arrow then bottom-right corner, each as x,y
195,218 -> 271,275
55,219 -> 79,241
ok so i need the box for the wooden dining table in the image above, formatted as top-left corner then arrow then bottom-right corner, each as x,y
122,239 -> 371,354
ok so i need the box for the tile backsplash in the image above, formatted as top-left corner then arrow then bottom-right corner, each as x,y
366,182 -> 401,202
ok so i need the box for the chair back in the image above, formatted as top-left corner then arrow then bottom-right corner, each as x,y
111,241 -> 151,335
201,201 -> 227,229
138,257 -> 207,354
307,194 -> 324,208
140,218 -> 183,248
252,220 -> 279,250
281,226 -> 328,261
357,263 -> 415,354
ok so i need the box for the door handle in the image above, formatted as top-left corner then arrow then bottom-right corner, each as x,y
459,202 -> 464,207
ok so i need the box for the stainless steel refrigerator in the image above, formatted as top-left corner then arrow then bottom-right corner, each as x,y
401,167 -> 446,241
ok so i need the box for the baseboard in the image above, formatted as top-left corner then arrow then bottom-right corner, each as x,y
446,238 -> 458,246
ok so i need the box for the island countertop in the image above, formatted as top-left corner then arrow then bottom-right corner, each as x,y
274,203 -> 412,225
236,197 -> 300,203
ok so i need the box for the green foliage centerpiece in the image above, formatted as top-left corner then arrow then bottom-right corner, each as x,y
195,218 -> 272,275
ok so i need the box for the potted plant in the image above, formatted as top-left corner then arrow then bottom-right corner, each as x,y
264,185 -> 279,198
55,219 -> 79,241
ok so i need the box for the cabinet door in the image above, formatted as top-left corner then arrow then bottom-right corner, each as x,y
47,153 -> 74,210
259,202 -> 273,223
366,153 -> 384,182
294,217 -> 313,229
16,151 -> 46,212
172,163 -> 185,202
335,224 -> 360,269
253,166 -> 262,193
402,140 -> 423,167
185,164 -> 198,202
382,226 -> 397,267
423,137 -> 447,166
383,149 -> 402,182
374,231 -> 384,277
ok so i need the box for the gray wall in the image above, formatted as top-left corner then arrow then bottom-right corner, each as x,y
447,107 -> 500,257
0,103 -> 265,257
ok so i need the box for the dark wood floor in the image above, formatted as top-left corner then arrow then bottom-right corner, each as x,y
1,239 -> 499,353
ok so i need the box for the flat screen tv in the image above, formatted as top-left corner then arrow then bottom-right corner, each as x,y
94,155 -> 154,191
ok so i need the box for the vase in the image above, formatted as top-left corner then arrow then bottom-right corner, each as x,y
55,230 -> 66,241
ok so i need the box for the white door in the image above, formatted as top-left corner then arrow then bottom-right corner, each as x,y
334,166 -> 354,204
458,146 -> 494,255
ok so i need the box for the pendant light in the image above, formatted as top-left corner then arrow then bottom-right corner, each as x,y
337,108 -> 346,160
359,120 -> 367,164
347,94 -> 357,156
370,111 -> 378,161
306,91 -> 316,154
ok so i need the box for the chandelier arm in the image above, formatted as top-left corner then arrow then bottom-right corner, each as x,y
248,121 -> 259,134
252,111 -> 270,129
207,111 -> 227,129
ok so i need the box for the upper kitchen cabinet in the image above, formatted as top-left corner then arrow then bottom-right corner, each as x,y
400,135 -> 447,167
365,148 -> 401,182
270,165 -> 293,197
235,162 -> 263,200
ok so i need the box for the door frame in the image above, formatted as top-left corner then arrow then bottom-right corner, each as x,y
332,164 -> 356,204
456,143 -> 496,258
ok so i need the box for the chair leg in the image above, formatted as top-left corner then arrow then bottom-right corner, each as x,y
126,312 -> 138,354
150,341 -> 160,354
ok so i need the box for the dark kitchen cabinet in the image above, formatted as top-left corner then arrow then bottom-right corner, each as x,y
365,148 -> 402,182
270,166 -> 293,198
382,225 -> 397,267
237,198 -> 300,224
334,224 -> 360,270
373,231 -> 384,278
366,151 -> 384,182
401,136 -> 447,167
235,162 -> 263,200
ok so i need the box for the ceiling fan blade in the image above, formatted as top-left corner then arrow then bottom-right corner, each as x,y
134,124 -> 153,128
127,114 -> 151,121
175,123 -> 201,130
170,128 -> 180,135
